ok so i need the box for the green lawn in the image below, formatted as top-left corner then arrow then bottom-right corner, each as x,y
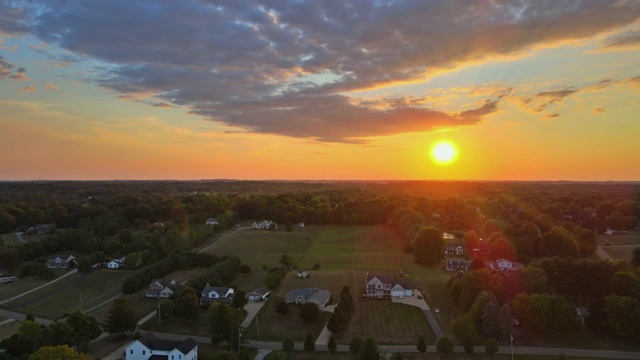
0,276 -> 54,302
0,320 -> 21,341
0,232 -> 57,247
204,226 -> 319,269
12,269 -> 133,319
292,353 -> 611,360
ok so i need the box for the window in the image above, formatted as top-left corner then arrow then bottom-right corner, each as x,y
143,350 -> 146,355
130,350 -> 133,354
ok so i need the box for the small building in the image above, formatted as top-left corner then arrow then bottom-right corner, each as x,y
576,307 -> 590,325
445,258 -> 471,272
297,222 -> 305,228
47,254 -> 76,269
246,288 -> 270,302
35,223 -> 54,234
146,278 -> 177,299
251,220 -> 276,230
297,270 -> 309,278
200,285 -> 234,305
124,332 -> 198,360
206,218 -> 219,226
106,260 -> 120,269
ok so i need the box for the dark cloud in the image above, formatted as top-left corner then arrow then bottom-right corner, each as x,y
0,55 -> 25,80
593,107 -> 604,114
545,113 -> 559,119
3,0 -> 640,141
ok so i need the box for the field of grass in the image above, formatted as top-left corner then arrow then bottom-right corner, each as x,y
10,269 -> 133,319
298,226 -> 411,270
0,320 -> 21,341
598,229 -> 640,261
0,231 -> 58,247
204,226 -> 319,269
0,275 -> 54,302
291,353 -> 609,360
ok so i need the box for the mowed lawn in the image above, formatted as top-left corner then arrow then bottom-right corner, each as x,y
598,230 -> 640,262
204,226 -> 319,269
15,269 -> 133,319
299,226 -> 411,270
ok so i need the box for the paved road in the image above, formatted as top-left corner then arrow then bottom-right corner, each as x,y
423,310 -> 444,339
241,301 -> 266,329
314,305 -> 336,347
595,246 -> 614,261
13,232 -> 27,243
0,308 -> 53,326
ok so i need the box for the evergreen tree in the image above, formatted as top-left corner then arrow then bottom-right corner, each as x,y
357,337 -> 378,360
482,296 -> 499,338
304,333 -> 315,352
328,336 -> 337,353
417,335 -> 426,353
464,333 -> 474,354
282,338 -> 294,351
436,336 -> 454,357
349,336 -> 363,354
485,338 -> 499,356
498,303 -> 513,341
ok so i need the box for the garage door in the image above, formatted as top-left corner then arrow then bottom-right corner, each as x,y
391,290 -> 404,297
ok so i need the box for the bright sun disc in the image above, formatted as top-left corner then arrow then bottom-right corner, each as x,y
429,140 -> 459,165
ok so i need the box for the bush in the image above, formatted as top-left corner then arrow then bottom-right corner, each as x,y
299,302 -> 320,323
304,333 -> 315,352
282,338 -> 294,351
275,301 -> 289,315
436,336 -> 453,357
485,338 -> 499,356
349,336 -> 363,354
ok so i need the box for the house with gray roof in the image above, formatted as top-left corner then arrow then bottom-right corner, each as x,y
285,288 -> 331,309
200,284 -> 234,305
124,332 -> 198,360
366,273 -> 413,298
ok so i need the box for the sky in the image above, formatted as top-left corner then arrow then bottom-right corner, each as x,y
1,0 -> 639,181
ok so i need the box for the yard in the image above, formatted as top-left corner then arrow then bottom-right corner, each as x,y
10,269 -> 133,319
598,229 -> 640,262
203,225 -> 320,269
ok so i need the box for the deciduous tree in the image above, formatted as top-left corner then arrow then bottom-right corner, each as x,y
540,227 -> 579,257
417,335 -> 426,353
304,333 -> 315,352
28,345 -> 92,360
299,302 -> 320,323
104,298 -> 137,336
413,226 -> 444,266
357,337 -> 378,360
436,336 -> 453,357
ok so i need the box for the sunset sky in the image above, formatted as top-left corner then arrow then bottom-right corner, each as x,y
1,0 -> 639,181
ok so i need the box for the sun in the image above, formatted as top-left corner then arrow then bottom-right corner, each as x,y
429,139 -> 459,165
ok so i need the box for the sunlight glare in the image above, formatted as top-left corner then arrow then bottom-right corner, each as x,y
429,139 -> 459,165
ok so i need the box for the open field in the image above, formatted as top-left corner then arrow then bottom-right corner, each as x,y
0,231 -> 59,247
291,353 -> 619,360
10,269 -> 133,319
0,275 -> 55,302
299,225 -> 411,270
598,229 -> 640,261
204,226 -> 319,269
0,320 -> 21,341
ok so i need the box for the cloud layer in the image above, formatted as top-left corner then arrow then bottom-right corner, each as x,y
2,0 -> 640,141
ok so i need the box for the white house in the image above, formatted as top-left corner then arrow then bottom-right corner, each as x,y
47,254 -> 76,269
297,222 -> 305,228
145,278 -> 177,299
297,270 -> 309,278
200,285 -> 234,305
484,258 -> 522,272
250,220 -> 276,230
206,218 -> 219,226
106,260 -> 120,269
365,274 -> 412,298
124,332 -> 198,360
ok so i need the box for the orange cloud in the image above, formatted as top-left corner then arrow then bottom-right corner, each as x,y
19,86 -> 36,92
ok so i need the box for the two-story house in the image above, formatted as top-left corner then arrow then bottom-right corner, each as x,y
484,258 -> 523,272
444,238 -> 465,256
145,278 -> 177,299
47,254 -> 76,269
365,274 -> 412,298
445,258 -> 471,272
199,285 -> 234,305
124,332 -> 198,360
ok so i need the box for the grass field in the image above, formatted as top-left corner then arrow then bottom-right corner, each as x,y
10,269 -> 133,319
0,275 -> 54,302
204,226 -> 320,269
0,232 -> 56,247
290,353 -> 614,360
598,229 -> 640,261
0,320 -> 21,341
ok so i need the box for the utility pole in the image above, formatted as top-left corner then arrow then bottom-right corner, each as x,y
256,315 -> 259,337
510,333 -> 514,360
158,305 -> 161,326
80,293 -> 83,312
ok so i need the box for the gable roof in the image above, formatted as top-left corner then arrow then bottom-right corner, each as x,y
249,288 -> 269,296
286,288 -> 320,299
366,274 -> 394,285
49,254 -> 73,260
307,289 -> 331,305
139,333 -> 198,354
202,286 -> 232,296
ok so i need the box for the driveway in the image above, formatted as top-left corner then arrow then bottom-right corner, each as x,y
314,304 -> 337,347
241,301 -> 266,329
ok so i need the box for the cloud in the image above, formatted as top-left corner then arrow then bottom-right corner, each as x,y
19,86 -> 36,92
545,113 -> 559,119
593,107 -> 605,114
3,1 -> 640,141
44,83 -> 60,91
600,30 -> 640,50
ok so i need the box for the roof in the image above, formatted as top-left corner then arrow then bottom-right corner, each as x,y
446,257 -> 468,263
307,289 -> 331,305
445,238 -> 464,247
249,288 -> 270,296
49,254 -> 73,259
202,286 -> 233,296
366,274 -> 394,285
392,280 -> 412,290
139,333 -> 198,354
286,288 -> 320,299
576,307 -> 590,317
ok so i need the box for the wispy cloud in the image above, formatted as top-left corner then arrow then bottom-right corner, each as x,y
593,107 -> 605,114
19,86 -> 36,92
44,83 -> 60,90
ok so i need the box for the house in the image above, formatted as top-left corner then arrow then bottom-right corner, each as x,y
445,238 -> 464,256
251,220 -> 276,230
484,258 -> 523,272
47,254 -> 76,269
124,332 -> 198,360
0,269 -> 15,284
106,260 -> 120,269
285,288 -> 332,309
297,222 -> 305,228
297,270 -> 309,278
576,307 -> 590,325
206,218 -> 219,226
246,288 -> 270,302
445,258 -> 471,272
365,274 -> 413,298
35,223 -> 54,234
200,285 -> 234,305
146,278 -> 177,299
